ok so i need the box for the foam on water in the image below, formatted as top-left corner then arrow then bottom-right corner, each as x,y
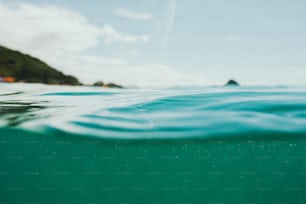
1,83 -> 306,140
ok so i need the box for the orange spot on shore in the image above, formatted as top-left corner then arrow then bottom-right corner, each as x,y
3,77 -> 15,83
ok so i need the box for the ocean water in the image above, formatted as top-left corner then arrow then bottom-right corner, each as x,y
1,83 -> 306,203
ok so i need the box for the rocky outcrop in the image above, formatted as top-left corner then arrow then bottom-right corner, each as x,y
93,81 -> 123,88
225,79 -> 239,86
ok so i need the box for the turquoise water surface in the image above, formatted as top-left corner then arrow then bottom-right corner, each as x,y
1,83 -> 306,203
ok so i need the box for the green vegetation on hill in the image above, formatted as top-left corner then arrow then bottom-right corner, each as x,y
93,81 -> 123,88
0,45 -> 81,85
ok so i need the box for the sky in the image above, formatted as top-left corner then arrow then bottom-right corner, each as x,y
0,0 -> 306,87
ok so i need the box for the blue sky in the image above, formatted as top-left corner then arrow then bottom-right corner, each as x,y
0,0 -> 306,87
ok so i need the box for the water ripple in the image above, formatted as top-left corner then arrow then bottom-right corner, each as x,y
1,84 -> 306,140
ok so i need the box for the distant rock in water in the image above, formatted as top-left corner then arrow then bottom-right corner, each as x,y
106,83 -> 123,88
93,81 -> 104,87
225,79 -> 239,86
93,81 -> 123,88
0,45 -> 81,85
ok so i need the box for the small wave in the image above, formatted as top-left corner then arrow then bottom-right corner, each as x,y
40,91 -> 117,96
1,85 -> 306,140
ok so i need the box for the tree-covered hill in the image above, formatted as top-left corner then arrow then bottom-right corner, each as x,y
0,45 -> 81,85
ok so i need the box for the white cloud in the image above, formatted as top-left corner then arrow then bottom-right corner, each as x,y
114,8 -> 153,21
0,2 -> 207,88
0,2 -> 148,56
61,59 -> 208,88
225,36 -> 240,43
0,2 -> 101,54
101,25 -> 149,44
43,53 -> 207,87
111,64 -> 207,88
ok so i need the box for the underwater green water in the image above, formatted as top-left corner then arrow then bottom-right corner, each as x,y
1,84 -> 306,203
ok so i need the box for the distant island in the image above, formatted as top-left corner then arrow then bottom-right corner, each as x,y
0,45 -> 123,88
225,79 -> 239,86
93,81 -> 123,88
